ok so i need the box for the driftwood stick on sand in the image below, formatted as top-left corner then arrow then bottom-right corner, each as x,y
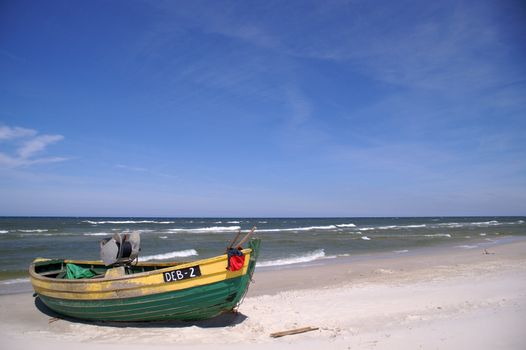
270,326 -> 319,338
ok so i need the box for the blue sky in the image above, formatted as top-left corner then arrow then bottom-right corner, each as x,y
1,0 -> 525,217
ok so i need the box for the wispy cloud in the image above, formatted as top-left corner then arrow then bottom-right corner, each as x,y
115,164 -> 148,172
167,1 -> 522,95
0,125 -> 67,168
115,164 -> 177,179
275,85 -> 332,150
130,1 -> 294,105
16,134 -> 64,159
275,1 -> 523,93
0,125 -> 37,140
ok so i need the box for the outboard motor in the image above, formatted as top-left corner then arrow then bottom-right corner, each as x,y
100,232 -> 141,266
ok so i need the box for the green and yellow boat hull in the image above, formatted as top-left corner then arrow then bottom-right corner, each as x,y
29,239 -> 261,321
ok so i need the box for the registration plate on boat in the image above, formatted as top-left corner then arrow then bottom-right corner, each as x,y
163,266 -> 202,283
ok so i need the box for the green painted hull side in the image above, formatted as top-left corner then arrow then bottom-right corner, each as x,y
39,275 -> 247,321
38,239 -> 261,322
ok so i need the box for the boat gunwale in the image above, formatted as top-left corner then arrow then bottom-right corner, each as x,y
29,247 -> 253,284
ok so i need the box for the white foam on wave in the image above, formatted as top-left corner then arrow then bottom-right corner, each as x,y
358,224 -> 426,231
258,221 -> 268,224
0,278 -> 30,285
377,225 -> 398,230
141,249 -> 198,261
424,233 -> 452,238
393,250 -> 409,254
345,231 -> 363,235
83,232 -> 112,236
517,220 -> 525,224
455,245 -> 478,249
480,233 -> 487,236
257,225 -> 338,233
227,221 -> 241,224
19,229 -> 48,233
18,233 -> 55,236
471,220 -> 500,226
159,236 -> 168,239
0,230 -> 8,234
336,223 -> 356,228
166,226 -> 241,233
438,220 -> 502,228
83,220 -> 175,225
361,236 -> 371,240
84,229 -> 154,236
257,249 -> 326,267
18,232 -> 75,237
437,223 -> 463,228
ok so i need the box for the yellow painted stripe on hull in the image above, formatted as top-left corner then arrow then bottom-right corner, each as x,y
31,250 -> 252,301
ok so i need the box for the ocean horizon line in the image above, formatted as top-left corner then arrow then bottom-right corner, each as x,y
1,215 -> 524,219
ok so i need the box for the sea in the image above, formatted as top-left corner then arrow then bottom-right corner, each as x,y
1,216 -> 525,294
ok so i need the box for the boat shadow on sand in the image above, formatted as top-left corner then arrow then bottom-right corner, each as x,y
34,296 -> 248,328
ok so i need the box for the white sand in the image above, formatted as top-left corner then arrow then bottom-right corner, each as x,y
1,240 -> 526,349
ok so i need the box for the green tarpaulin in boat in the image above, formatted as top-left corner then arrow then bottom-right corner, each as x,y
66,263 -> 96,279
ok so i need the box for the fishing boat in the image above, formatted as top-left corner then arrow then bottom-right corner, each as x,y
29,229 -> 261,322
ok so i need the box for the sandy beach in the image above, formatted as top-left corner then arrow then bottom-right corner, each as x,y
1,239 -> 525,350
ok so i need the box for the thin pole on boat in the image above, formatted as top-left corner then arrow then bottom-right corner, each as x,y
235,226 -> 257,248
227,229 -> 242,249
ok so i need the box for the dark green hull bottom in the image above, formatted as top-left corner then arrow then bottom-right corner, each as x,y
39,273 -> 251,322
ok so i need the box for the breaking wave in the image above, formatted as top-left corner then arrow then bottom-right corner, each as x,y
455,245 -> 478,249
140,249 -> 198,261
435,220 -> 523,228
18,229 -> 48,233
336,223 -> 356,228
257,249 -> 326,267
358,224 -> 427,231
83,229 -> 154,237
257,225 -> 339,233
0,278 -> 30,285
166,226 -> 241,233
436,223 -> 464,228
472,220 -> 499,225
83,220 -> 175,225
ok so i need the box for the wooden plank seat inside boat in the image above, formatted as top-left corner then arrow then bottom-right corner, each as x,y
33,259 -> 187,279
